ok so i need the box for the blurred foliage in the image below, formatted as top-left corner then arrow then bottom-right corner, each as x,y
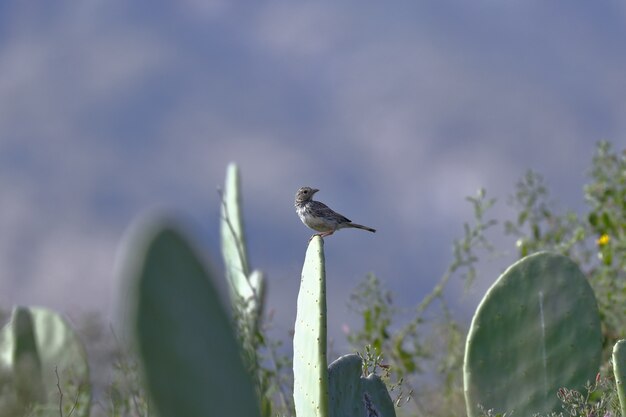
233,303 -> 293,417
532,373 -> 621,417
101,346 -> 149,417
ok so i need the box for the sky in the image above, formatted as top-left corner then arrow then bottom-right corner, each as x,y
1,1 -> 626,357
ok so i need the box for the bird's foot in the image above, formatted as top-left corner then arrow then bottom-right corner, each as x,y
309,231 -> 334,242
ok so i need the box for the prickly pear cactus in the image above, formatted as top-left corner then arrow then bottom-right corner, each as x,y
613,339 -> 626,417
0,306 -> 91,417
220,163 -> 266,329
464,252 -> 602,417
293,236 -> 329,417
328,354 -> 396,417
121,217 -> 261,417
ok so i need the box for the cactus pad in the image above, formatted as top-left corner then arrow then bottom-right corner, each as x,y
328,354 -> 396,417
463,252 -> 602,416
613,339 -> 626,417
0,306 -> 90,417
220,163 -> 265,330
293,236 -> 329,417
122,217 -> 260,417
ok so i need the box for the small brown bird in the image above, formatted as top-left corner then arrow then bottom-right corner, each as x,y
294,187 -> 376,238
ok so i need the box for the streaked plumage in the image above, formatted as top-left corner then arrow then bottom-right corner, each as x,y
294,186 -> 376,239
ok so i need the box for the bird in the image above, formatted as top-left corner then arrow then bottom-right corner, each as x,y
294,186 -> 376,239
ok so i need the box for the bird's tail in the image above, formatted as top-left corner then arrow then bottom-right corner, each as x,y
349,223 -> 376,233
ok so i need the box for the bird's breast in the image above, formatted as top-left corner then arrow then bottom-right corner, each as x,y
296,204 -> 335,232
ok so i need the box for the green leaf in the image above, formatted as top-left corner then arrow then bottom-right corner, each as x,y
588,212 -> 599,227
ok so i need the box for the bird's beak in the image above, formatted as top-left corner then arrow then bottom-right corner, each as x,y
312,188 -> 319,194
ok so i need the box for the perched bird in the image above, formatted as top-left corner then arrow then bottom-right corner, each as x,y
294,186 -> 376,239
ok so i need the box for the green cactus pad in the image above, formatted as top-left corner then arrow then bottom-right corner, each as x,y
613,339 -> 626,417
293,236 -> 329,417
221,163 -> 250,280
464,252 -> 601,417
0,306 -> 91,417
11,307 -> 45,408
328,354 -> 396,417
122,217 -> 260,417
220,163 -> 265,327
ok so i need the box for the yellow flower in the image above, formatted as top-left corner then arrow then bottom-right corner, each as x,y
597,233 -> 610,246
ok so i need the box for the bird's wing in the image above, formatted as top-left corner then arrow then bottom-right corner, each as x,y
310,201 -> 351,223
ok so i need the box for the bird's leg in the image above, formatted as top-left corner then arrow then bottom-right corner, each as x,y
321,225 -> 340,238
309,230 -> 335,241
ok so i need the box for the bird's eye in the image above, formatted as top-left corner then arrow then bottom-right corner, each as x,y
303,190 -> 308,193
